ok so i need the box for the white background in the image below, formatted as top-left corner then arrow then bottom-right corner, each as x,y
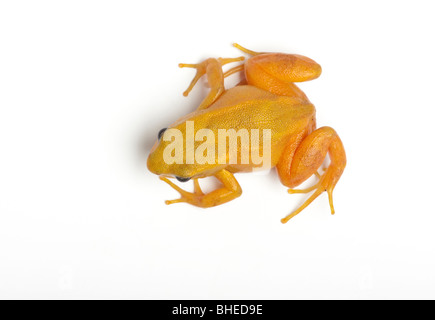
0,0 -> 434,300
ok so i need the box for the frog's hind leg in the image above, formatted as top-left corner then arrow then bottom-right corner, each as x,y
243,50 -> 322,100
179,56 -> 244,110
277,126 -> 346,224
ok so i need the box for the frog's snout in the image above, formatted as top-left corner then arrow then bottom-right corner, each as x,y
147,151 -> 160,175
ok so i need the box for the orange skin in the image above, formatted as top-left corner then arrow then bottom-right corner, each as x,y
147,44 -> 346,223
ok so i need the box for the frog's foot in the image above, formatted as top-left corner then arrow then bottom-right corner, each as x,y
179,56 -> 244,97
282,172 -> 337,224
159,170 -> 242,208
160,177 -> 204,206
233,43 -> 263,56
179,56 -> 244,111
178,61 -> 208,97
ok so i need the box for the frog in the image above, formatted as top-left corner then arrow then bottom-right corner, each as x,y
147,44 -> 346,223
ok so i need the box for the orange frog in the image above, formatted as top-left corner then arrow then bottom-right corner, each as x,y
147,44 -> 346,223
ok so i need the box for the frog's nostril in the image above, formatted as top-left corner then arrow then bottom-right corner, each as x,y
176,176 -> 191,182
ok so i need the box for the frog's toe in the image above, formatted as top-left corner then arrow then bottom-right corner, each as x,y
287,171 -> 324,194
282,188 -> 324,224
232,43 -> 262,56
288,183 -> 319,194
160,176 -> 204,207
193,178 -> 204,196
165,193 -> 203,207
165,198 -> 186,205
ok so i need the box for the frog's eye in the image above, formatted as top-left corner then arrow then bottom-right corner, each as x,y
176,176 -> 191,183
158,128 -> 167,140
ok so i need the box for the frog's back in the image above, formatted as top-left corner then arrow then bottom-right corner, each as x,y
172,85 -> 315,171
189,85 -> 315,137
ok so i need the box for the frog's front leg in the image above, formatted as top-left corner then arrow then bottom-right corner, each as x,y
160,169 -> 242,208
277,127 -> 346,223
179,56 -> 244,111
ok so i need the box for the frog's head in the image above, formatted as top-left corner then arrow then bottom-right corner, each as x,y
147,127 -> 186,179
147,123 -> 220,181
